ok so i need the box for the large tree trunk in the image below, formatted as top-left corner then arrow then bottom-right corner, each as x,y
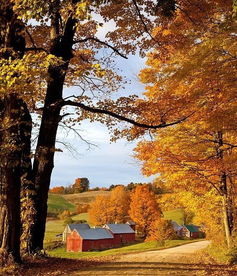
217,131 -> 234,248
0,95 -> 31,264
31,63 -> 67,251
30,12 -> 77,252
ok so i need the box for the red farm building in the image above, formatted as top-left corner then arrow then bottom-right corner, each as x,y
63,223 -> 90,243
66,228 -> 114,252
104,224 -> 135,245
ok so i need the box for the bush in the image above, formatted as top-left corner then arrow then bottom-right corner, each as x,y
58,210 -> 71,220
147,219 -> 177,242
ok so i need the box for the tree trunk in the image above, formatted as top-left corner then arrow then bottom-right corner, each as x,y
0,95 -> 31,264
30,13 -> 77,252
216,131 -> 234,248
31,64 -> 67,251
222,195 -> 232,248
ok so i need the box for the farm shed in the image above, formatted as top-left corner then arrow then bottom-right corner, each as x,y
179,224 -> 201,238
104,224 -> 135,245
66,228 -> 114,252
63,223 -> 90,242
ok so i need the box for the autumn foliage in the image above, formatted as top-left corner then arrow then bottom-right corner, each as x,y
50,186 -> 65,194
88,186 -> 130,226
135,0 -> 237,248
129,185 -> 161,238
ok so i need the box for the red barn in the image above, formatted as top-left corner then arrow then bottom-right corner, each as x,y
67,228 -> 114,252
104,224 -> 135,245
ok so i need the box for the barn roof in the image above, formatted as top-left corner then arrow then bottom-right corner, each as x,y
105,224 -> 135,234
171,221 -> 182,231
184,224 -> 200,232
68,223 -> 90,232
74,228 -> 114,240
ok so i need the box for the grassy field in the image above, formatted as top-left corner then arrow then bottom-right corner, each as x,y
62,191 -> 110,205
72,213 -> 89,222
48,239 -> 199,259
163,208 -> 185,225
47,194 -> 76,214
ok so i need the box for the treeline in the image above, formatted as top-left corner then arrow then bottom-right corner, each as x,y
50,180 -> 166,195
50,178 -> 89,194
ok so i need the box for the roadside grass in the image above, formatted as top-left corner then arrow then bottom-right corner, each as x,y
48,239 -> 200,259
163,208 -> 184,225
48,194 -> 76,215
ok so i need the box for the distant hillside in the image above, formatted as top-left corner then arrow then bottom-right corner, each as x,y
47,191 -> 110,216
62,190 -> 111,205
47,194 -> 76,215
163,209 -> 185,225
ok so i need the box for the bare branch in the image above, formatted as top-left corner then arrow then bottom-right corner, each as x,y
73,37 -> 128,59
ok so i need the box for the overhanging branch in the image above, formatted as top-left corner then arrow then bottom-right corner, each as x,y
62,100 -> 191,129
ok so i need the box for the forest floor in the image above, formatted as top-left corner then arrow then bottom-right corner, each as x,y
12,240 -> 237,276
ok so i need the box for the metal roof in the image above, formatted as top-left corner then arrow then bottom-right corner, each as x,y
68,224 -> 90,232
184,224 -> 200,232
74,228 -> 114,240
105,224 -> 135,234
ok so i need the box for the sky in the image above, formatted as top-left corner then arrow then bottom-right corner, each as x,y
50,53 -> 155,189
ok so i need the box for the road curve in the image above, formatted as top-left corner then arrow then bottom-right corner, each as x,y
116,240 -> 211,263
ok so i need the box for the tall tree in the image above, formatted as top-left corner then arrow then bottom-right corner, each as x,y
129,185 -> 161,238
108,185 -> 130,223
0,2 -> 31,263
134,0 -> 236,247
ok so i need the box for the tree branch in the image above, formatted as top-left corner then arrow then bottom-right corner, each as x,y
131,0 -> 159,44
73,37 -> 127,59
62,100 -> 190,129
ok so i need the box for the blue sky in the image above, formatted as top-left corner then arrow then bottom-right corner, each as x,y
50,53 -> 155,188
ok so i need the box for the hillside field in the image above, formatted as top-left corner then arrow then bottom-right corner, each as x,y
163,209 -> 185,225
47,191 -> 111,216
47,194 -> 76,215
62,190 -> 111,205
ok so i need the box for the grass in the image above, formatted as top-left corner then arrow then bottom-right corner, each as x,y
62,191 -> 110,205
48,239 -> 200,259
44,219 -> 65,247
72,213 -> 89,222
163,208 -> 184,225
47,194 -> 76,214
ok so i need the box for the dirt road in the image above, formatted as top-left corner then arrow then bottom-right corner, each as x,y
73,240 -> 236,275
